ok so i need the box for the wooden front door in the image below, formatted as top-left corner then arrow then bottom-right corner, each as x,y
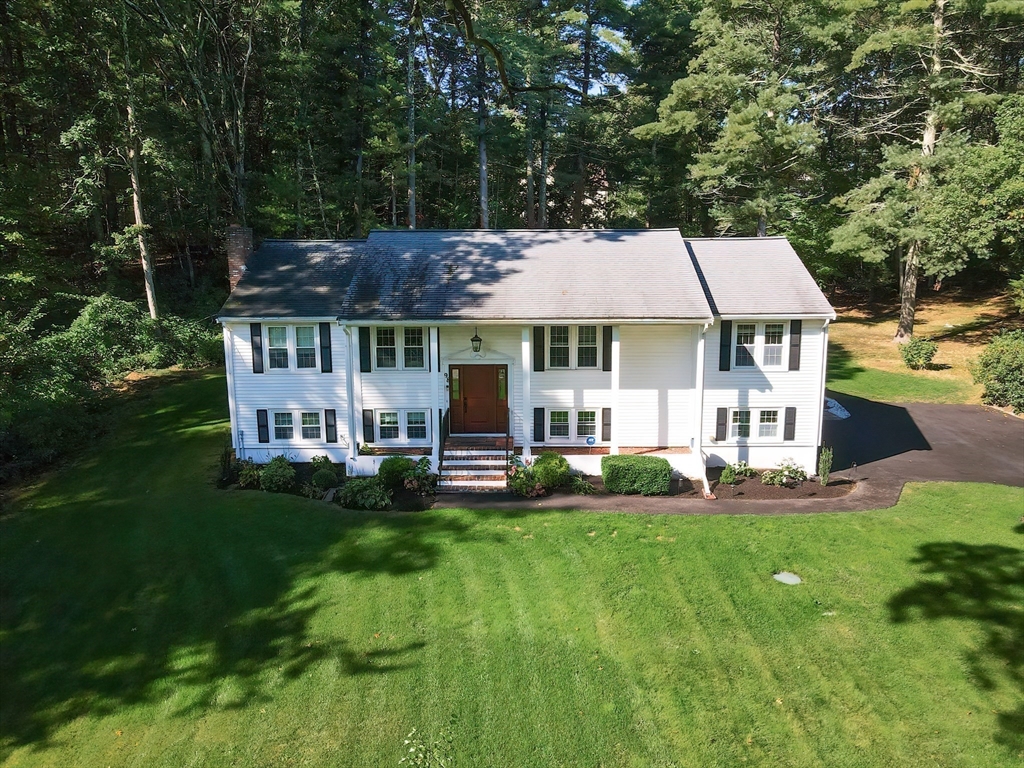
449,364 -> 509,434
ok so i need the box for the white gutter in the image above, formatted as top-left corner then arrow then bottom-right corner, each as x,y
717,312 -> 837,321
815,319 -> 831,468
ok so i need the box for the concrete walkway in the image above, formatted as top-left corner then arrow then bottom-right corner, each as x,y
433,393 -> 1023,515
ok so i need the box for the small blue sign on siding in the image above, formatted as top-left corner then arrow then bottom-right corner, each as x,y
586,436 -> 596,446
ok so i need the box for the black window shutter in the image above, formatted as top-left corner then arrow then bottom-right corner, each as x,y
319,322 -> 333,373
359,327 -> 371,373
325,409 -> 337,443
789,320 -> 802,371
533,407 -> 545,443
715,407 -> 728,441
533,326 -> 545,372
250,323 -> 264,374
602,326 -> 613,371
602,408 -> 612,441
257,409 -> 270,443
362,409 -> 375,442
784,407 -> 797,441
719,320 -> 732,371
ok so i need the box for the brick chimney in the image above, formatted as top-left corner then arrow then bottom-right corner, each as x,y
227,224 -> 253,291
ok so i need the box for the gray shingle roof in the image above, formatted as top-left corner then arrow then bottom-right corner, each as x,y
343,229 -> 713,321
685,237 -> 836,317
218,230 -> 834,321
219,240 -> 365,318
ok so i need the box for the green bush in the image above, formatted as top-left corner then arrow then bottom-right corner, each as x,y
378,456 -> 415,490
971,329 -> 1024,412
601,455 -> 672,496
507,456 -> 544,498
531,451 -> 571,490
570,474 -> 596,495
236,458 -> 262,489
310,455 -> 335,474
818,445 -> 834,486
260,456 -> 296,493
337,477 -> 392,510
402,457 -> 437,496
760,459 -> 808,487
719,464 -> 737,485
733,460 -> 758,478
1009,275 -> 1024,313
312,468 -> 339,490
900,336 -> 938,370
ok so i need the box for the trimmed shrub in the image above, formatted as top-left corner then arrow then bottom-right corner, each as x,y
260,456 -> 296,493
378,456 -> 415,490
312,468 -> 339,490
403,457 -> 437,496
971,329 -> 1024,412
601,455 -> 672,496
532,451 -> 571,490
507,456 -> 545,498
900,336 -> 938,370
337,477 -> 392,510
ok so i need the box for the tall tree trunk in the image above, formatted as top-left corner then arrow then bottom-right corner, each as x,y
895,0 -> 943,342
476,49 -> 489,229
126,103 -> 158,320
406,19 -> 416,229
354,0 -> 369,237
539,97 -> 549,228
525,103 -> 537,228
757,212 -> 767,237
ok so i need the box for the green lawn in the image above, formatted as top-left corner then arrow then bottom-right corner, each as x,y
2,371 -> 1021,767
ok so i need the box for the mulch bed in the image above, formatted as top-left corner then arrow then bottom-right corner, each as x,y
710,476 -> 854,500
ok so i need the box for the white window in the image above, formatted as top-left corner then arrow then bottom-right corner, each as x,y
550,410 -> 570,437
376,328 -> 397,369
404,328 -> 425,369
577,410 -> 596,436
759,409 -> 779,438
549,326 -> 570,368
268,326 -> 289,369
295,326 -> 317,369
407,411 -> 427,440
274,411 -> 293,440
577,326 -> 598,368
301,411 -> 321,439
546,325 -> 601,370
374,409 -> 430,443
372,326 -> 426,371
378,411 -> 399,439
734,324 -> 756,368
763,324 -> 784,367
730,409 -> 750,439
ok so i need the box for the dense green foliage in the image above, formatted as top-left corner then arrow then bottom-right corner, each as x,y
818,446 -> 833,486
378,456 -> 416,491
899,337 -> 939,370
531,451 -> 571,490
259,456 -> 296,493
402,457 -> 438,496
971,330 -> 1024,412
2,371 -> 1021,766
760,460 -> 809,487
601,455 -> 672,495
311,468 -> 339,491
337,477 -> 393,511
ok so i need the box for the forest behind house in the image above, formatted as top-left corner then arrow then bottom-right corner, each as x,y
1,0 -> 1022,481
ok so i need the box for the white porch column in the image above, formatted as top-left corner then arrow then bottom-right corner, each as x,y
610,325 -> 621,455
430,326 -> 441,470
350,326 -> 364,455
692,323 -> 711,496
521,326 -> 532,461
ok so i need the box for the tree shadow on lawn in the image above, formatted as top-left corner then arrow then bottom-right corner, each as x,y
0,373 -> 490,757
888,539 -> 1024,754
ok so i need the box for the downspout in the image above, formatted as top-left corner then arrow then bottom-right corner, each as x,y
815,319 -> 831,472
694,321 -> 713,498
342,324 -> 359,469
222,321 -> 241,457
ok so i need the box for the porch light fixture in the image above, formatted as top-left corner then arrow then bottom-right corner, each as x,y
471,328 -> 482,353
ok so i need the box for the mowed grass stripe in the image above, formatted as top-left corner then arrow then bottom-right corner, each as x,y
2,371 -> 1021,767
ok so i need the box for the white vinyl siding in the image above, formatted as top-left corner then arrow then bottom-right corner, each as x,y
617,325 -> 696,447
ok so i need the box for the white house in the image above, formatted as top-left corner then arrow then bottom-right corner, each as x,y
217,226 -> 836,492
